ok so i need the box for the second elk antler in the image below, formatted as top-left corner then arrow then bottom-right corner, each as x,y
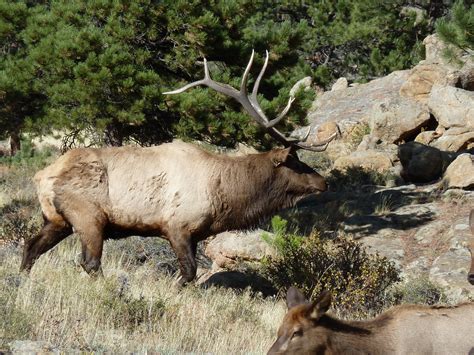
164,50 -> 337,152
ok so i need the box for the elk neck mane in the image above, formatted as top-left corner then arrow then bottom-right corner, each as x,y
202,149 -> 299,231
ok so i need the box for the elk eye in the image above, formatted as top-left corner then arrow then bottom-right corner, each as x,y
292,329 -> 303,338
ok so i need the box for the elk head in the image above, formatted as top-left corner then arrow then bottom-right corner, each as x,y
268,287 -> 332,354
163,50 -> 338,152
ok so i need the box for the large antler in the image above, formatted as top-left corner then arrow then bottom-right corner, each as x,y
163,50 -> 337,152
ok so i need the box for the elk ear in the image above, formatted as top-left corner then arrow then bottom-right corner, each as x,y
286,287 -> 308,309
270,147 -> 291,167
307,290 -> 331,320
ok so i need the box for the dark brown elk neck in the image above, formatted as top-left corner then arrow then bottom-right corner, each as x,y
318,314 -> 395,355
207,153 -> 299,231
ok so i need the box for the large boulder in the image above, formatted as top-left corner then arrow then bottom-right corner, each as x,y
399,64 -> 456,103
428,85 -> 474,130
333,150 -> 394,172
205,230 -> 276,269
302,70 -> 410,138
443,153 -> 474,189
368,96 -> 431,144
432,131 -> 474,152
398,142 -> 457,183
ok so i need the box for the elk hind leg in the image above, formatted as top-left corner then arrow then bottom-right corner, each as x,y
20,220 -> 72,272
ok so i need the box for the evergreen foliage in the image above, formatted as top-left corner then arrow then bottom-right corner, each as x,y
0,1 -> 459,150
436,0 -> 474,64
0,1 -> 45,153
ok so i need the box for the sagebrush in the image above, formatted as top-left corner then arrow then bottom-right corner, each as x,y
262,216 -> 401,317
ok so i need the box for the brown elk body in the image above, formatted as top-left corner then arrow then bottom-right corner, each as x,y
468,209 -> 474,285
21,52 -> 334,284
268,287 -> 474,355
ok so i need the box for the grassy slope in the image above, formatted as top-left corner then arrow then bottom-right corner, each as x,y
1,238 -> 283,353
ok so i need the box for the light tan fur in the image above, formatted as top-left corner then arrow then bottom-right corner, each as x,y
269,287 -> 474,355
21,141 -> 327,282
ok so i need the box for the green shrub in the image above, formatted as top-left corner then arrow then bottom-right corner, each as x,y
0,140 -> 55,170
388,276 -> 448,305
261,217 -> 400,317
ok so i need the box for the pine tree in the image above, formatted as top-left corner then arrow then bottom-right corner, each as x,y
3,0 -> 455,151
436,0 -> 474,64
0,1 -> 44,154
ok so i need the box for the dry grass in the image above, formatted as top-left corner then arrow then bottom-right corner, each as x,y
1,238 -> 284,353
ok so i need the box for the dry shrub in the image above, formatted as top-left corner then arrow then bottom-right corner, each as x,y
0,198 -> 42,244
388,276 -> 448,305
262,216 -> 400,318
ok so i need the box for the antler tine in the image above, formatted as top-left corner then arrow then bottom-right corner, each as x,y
240,50 -> 255,94
291,130 -> 339,151
164,58 -> 242,100
162,78 -> 207,95
249,51 -> 295,128
272,96 -> 296,125
250,50 -> 269,103
294,141 -> 331,152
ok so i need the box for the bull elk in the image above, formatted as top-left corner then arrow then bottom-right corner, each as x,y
469,209 -> 474,285
268,287 -> 474,354
20,51 -> 336,285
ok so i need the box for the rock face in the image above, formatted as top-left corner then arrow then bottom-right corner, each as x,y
399,64 -> 454,102
299,33 -> 473,174
428,85 -> 474,130
368,96 -> 431,143
303,70 -> 410,136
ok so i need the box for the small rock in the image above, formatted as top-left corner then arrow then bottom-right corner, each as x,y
443,153 -> 474,189
331,77 -> 348,91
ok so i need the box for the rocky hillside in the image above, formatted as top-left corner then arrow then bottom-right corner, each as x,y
202,34 -> 474,300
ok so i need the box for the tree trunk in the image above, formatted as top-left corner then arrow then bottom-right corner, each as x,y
9,131 -> 21,156
104,121 -> 124,147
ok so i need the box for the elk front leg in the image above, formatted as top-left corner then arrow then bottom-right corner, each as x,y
79,231 -> 104,276
169,235 -> 197,286
59,196 -> 106,276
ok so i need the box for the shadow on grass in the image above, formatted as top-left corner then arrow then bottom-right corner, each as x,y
200,270 -> 277,297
